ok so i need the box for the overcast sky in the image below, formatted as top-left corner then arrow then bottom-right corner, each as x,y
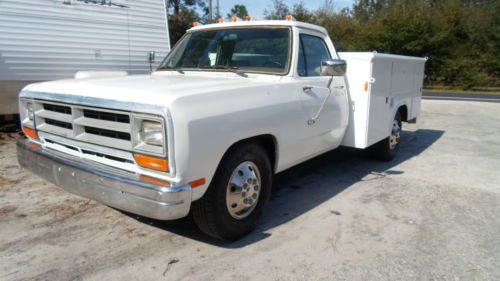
216,0 -> 356,19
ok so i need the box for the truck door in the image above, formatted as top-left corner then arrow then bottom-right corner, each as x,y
296,33 -> 348,152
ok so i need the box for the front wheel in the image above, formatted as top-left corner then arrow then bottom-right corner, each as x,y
191,142 -> 272,241
373,111 -> 402,161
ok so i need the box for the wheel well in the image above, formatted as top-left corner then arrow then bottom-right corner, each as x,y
398,105 -> 408,122
228,134 -> 278,173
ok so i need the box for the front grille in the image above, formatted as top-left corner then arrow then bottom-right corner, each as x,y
83,109 -> 130,123
84,126 -> 131,141
33,101 -> 133,151
81,150 -> 133,164
44,138 -> 79,151
45,118 -> 73,130
44,103 -> 72,114
40,134 -> 135,170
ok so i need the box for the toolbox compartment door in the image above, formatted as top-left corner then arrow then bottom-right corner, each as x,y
366,59 -> 393,147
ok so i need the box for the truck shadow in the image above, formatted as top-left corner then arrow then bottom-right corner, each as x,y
128,129 -> 444,247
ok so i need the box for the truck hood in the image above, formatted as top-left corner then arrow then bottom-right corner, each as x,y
23,72 -> 279,108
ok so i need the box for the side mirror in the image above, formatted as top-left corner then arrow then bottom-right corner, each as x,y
148,51 -> 156,64
321,59 -> 347,77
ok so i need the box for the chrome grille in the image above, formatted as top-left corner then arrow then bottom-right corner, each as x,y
84,126 -> 131,141
43,103 -> 72,114
39,132 -> 137,173
45,118 -> 73,129
83,109 -> 130,123
33,100 -> 133,151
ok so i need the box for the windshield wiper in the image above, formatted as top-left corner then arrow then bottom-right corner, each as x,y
201,64 -> 242,73
200,64 -> 248,77
157,65 -> 187,73
172,66 -> 186,73
160,65 -> 246,76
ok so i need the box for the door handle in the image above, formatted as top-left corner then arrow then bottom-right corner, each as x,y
303,86 -> 313,93
334,86 -> 345,89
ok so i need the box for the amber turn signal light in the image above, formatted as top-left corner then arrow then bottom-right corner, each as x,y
189,178 -> 206,188
22,127 -> 39,140
134,154 -> 169,172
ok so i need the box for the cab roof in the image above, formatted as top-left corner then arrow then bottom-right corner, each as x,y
188,20 -> 327,35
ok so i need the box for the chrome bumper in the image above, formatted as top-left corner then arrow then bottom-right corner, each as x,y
17,139 -> 192,220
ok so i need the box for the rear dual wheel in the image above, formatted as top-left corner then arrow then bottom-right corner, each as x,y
192,142 -> 272,241
373,111 -> 402,161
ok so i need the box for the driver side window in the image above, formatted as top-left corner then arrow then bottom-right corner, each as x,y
297,34 -> 332,77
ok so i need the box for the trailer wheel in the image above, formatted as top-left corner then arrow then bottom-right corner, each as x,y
374,111 -> 402,161
192,142 -> 272,241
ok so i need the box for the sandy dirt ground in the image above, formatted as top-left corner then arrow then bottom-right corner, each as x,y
1,100 -> 499,281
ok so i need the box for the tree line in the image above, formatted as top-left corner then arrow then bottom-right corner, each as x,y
167,0 -> 248,47
167,0 -> 499,90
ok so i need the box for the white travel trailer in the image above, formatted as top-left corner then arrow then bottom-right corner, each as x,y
0,0 -> 170,115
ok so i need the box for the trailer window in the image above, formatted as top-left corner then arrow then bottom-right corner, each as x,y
298,34 -> 331,77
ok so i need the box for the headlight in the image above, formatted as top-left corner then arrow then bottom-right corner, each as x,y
19,98 -> 35,128
26,102 -> 34,121
141,120 -> 163,146
132,114 -> 166,157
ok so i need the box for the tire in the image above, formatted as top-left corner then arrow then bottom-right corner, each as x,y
373,111 -> 402,161
191,142 -> 272,241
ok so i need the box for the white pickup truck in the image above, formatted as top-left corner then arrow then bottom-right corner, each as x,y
17,20 -> 426,240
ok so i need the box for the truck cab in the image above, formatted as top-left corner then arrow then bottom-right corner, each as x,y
17,19 -> 426,240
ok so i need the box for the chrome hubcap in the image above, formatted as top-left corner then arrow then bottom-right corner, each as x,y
389,119 -> 401,150
226,161 -> 261,220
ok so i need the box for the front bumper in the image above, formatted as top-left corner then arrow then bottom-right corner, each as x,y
17,138 -> 191,220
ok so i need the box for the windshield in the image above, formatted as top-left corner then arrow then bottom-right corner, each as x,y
158,27 -> 291,75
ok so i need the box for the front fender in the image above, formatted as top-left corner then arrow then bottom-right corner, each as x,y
169,83 -> 299,202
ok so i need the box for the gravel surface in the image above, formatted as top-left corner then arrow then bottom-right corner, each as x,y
1,100 -> 499,281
